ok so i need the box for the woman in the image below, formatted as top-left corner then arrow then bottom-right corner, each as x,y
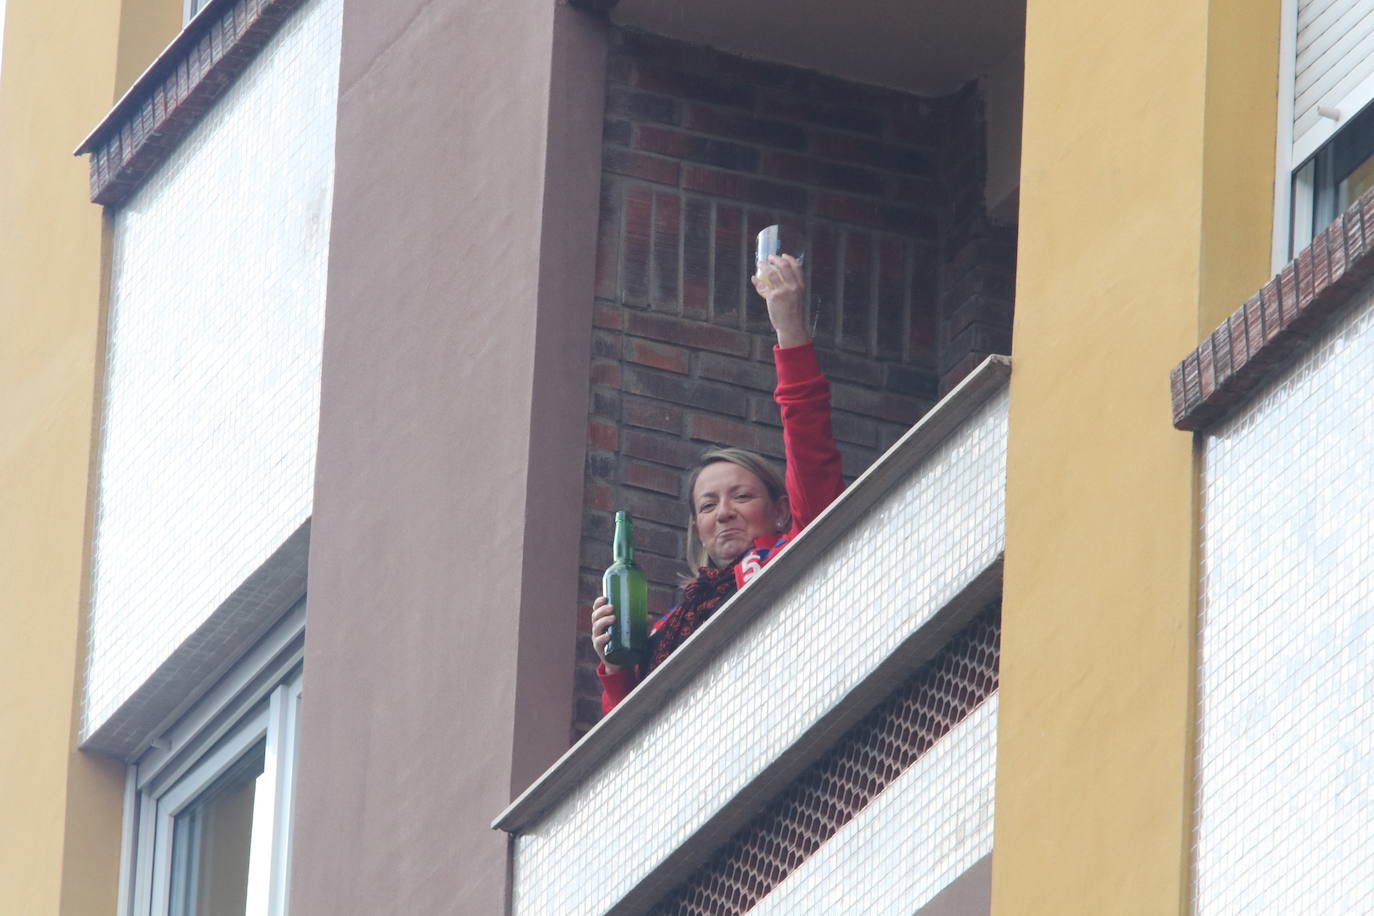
592,253 -> 844,712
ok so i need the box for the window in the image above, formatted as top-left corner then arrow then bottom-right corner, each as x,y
1276,0 -> 1374,263
1291,101 -> 1374,254
120,605 -> 304,916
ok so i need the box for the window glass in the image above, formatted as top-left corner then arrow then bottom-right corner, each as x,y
1295,101 -> 1374,250
168,741 -> 267,916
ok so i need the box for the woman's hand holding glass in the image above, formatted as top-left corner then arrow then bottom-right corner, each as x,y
751,254 -> 808,348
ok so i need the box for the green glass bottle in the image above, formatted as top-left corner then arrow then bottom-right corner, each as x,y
603,511 -> 649,668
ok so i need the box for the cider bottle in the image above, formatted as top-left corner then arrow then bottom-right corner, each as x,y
602,511 -> 649,667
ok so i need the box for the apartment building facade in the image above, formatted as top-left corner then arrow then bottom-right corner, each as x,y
4,0 -> 1370,912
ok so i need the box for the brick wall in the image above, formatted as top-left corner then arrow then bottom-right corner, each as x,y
573,31 -> 1016,737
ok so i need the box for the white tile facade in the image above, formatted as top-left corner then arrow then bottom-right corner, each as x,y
750,696 -> 997,915
512,386 -> 1008,915
1196,290 -> 1374,912
83,0 -> 342,743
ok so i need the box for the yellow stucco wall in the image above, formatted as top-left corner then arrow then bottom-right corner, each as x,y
992,1 -> 1279,913
0,0 -> 178,911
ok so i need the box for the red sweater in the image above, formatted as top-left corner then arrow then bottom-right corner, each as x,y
597,341 -> 843,713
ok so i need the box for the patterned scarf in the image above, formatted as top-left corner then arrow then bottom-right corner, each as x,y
644,565 -> 739,674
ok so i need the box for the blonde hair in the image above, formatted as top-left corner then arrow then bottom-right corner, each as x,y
684,447 -> 790,572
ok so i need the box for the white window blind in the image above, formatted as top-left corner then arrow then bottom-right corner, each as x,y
1294,0 -> 1374,163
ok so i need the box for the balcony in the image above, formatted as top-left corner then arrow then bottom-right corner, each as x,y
496,355 -> 1009,915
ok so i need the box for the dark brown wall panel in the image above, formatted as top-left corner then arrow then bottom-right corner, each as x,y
292,2 -> 609,913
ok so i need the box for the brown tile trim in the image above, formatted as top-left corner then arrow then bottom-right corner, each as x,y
1171,189 -> 1374,431
73,0 -> 308,207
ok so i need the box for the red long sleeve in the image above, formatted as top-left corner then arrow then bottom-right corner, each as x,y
596,341 -> 842,714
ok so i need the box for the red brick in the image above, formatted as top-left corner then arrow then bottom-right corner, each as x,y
1327,220 -> 1349,290
1296,246 -> 1315,316
761,151 -> 812,183
1278,261 -> 1298,330
622,186 -> 653,305
604,147 -> 681,186
1227,309 -> 1249,373
593,301 -> 623,330
623,396 -> 683,434
808,223 -> 839,346
892,176 -> 944,208
1345,203 -> 1368,279
624,337 -> 690,373
1212,321 -> 1233,391
635,64 -> 754,109
715,53 -> 808,92
623,428 -> 704,469
875,238 -> 906,360
626,460 -> 682,496
813,130 -> 936,176
757,91 -> 885,135
1169,363 -> 1186,426
1239,295 -> 1262,364
620,486 -> 687,527
590,360 -> 620,387
635,124 -> 691,158
711,203 -> 744,325
588,419 -> 618,451
697,352 -> 776,391
623,365 -> 747,416
744,210 -> 777,334
595,185 -> 621,300
682,196 -> 711,319
1361,187 -> 1374,260
830,382 -> 925,425
1198,335 -> 1216,399
817,192 -> 879,227
1260,279 -> 1282,345
841,232 -> 873,352
581,537 -> 612,570
605,87 -> 681,125
1182,352 -> 1202,413
687,413 -> 784,457
652,191 -> 682,307
816,345 -> 884,386
909,245 -> 939,356
624,517 -> 682,558
681,167 -> 807,212
684,104 -> 807,150
828,409 -> 883,448
637,551 -> 689,584
584,482 -> 615,512
625,310 -> 751,356
1310,230 -> 1331,301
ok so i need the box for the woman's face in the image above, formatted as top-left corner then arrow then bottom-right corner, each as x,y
692,461 -> 787,567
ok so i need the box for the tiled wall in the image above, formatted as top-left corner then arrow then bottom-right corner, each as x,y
1195,286 -> 1374,911
82,0 -> 341,747
576,30 -> 1016,735
514,380 -> 1008,915
751,698 -> 997,915
653,607 -> 999,914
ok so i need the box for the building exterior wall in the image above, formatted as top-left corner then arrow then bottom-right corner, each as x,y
994,0 -> 1279,911
14,0 -> 1364,912
0,0 -> 177,911
1194,277 -> 1374,913
289,2 -> 608,912
85,0 -> 340,754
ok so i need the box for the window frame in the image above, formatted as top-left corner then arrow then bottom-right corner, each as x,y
1275,0 -> 1374,266
118,601 -> 305,916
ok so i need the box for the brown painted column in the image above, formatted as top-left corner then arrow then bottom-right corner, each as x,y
290,0 -> 608,911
